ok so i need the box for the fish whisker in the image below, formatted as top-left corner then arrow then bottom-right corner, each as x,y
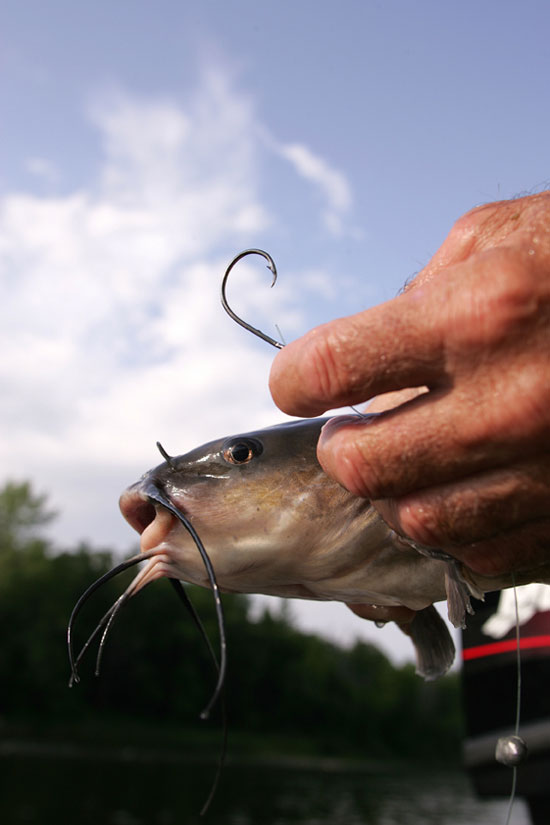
68,493 -> 227,717
69,594 -> 124,686
169,579 -> 219,669
143,482 -> 227,721
92,552 -> 170,677
94,590 -> 132,677
67,550 -> 157,685
67,525 -> 227,816
169,578 -> 227,816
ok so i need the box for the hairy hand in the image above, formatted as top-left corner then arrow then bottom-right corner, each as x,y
270,194 -> 550,578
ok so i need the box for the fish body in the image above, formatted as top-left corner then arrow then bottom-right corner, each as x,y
119,417 -> 547,679
120,418 -> 451,607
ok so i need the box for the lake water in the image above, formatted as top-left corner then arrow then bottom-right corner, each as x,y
0,747 -> 531,825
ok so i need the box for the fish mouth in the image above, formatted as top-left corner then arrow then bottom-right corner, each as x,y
119,486 -> 178,552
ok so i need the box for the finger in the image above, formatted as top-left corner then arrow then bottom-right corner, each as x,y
317,381 -> 549,500
443,519 -> 550,580
269,284 -> 448,417
373,460 -> 550,552
270,195 -> 550,418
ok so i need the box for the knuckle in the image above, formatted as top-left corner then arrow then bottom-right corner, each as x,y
447,194 -> 543,258
449,206 -> 486,244
446,199 -> 512,253
482,249 -> 539,333
452,247 -> 541,352
450,197 -> 519,245
456,357 -> 550,454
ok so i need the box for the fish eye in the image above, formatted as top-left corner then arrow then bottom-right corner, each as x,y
223,437 -> 263,465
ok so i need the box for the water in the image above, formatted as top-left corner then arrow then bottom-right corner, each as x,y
0,748 -> 530,824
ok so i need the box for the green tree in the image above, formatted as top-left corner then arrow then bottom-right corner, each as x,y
0,480 -> 56,551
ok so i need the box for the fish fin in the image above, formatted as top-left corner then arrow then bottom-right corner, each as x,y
401,605 -> 455,680
444,560 -> 483,629
396,536 -> 484,630
457,563 -> 485,602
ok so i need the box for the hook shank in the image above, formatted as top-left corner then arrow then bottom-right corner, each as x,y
221,249 -> 284,349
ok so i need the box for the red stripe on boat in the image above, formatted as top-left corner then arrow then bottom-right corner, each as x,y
462,635 -> 550,661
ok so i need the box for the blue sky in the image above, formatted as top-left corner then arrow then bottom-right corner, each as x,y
1,0 -> 549,660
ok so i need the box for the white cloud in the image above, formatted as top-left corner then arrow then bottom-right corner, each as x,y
0,70 -> 328,551
0,66 -> 413,662
279,142 -> 352,211
265,135 -> 362,237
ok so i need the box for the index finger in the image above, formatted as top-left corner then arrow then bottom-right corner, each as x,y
269,284 -> 447,417
269,194 -> 545,417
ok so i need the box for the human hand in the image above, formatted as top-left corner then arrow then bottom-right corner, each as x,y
270,193 -> 550,580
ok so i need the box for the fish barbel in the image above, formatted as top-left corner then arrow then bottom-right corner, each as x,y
119,417 -> 549,679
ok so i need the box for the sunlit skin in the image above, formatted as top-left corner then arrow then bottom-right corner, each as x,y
270,193 -> 550,622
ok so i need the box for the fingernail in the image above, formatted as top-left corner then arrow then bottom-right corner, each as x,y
319,415 -> 358,445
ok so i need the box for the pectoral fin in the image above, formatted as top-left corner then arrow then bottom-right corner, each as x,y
400,537 -> 482,630
444,559 -> 483,628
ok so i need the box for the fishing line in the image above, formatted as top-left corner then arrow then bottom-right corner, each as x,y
512,587 -> 522,736
274,323 -> 287,346
505,581 -> 520,825
495,578 -> 528,825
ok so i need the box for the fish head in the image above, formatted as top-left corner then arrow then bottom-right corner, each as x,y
119,417 -> 380,598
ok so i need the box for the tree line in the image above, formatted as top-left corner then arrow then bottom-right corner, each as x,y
0,480 -> 463,759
